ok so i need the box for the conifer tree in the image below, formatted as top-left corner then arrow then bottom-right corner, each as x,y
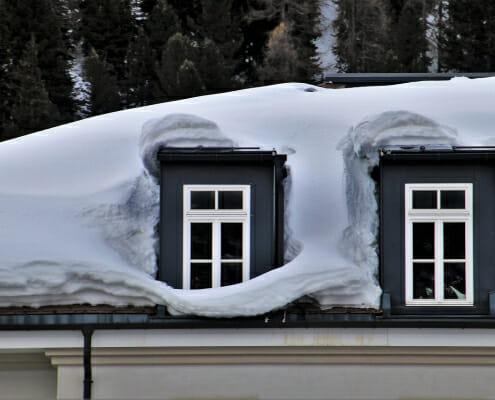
3,0 -> 75,124
198,39 -> 232,91
194,0 -> 242,91
80,0 -> 136,89
332,0 -> 391,72
437,0 -> 495,72
0,0 -> 14,140
258,22 -> 299,83
140,0 -> 158,15
144,0 -> 180,52
156,33 -> 203,99
142,0 -> 181,101
176,60 -> 204,98
7,37 -> 59,138
124,27 -> 155,107
386,0 -> 432,72
250,0 -> 322,82
83,48 -> 120,115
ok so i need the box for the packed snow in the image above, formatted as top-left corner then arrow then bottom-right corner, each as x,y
0,78 -> 494,316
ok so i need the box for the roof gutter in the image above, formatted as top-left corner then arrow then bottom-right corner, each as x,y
1,310 -> 495,330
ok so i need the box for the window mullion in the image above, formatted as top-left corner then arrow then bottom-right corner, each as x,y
436,220 -> 444,301
405,219 -> 413,303
212,220 -> 221,288
465,217 -> 473,302
183,220 -> 191,289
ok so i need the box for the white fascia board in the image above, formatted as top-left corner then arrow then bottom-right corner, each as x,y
0,331 -> 82,351
1,328 -> 495,351
93,328 -> 495,348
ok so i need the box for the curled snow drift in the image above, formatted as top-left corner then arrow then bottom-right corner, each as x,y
140,113 -> 236,179
0,78 -> 494,316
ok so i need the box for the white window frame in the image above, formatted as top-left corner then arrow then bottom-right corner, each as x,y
183,184 -> 250,289
405,183 -> 473,306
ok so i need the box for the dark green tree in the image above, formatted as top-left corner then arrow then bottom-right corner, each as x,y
142,0 -> 181,101
0,0 -> 14,140
144,0 -> 180,52
140,0 -> 158,14
176,59 -> 204,98
249,0 -> 322,82
80,0 -> 136,86
83,48 -> 120,115
7,37 -> 59,138
2,0 -> 75,124
198,38 -> 233,91
386,0 -> 433,72
156,32 -> 203,99
438,0 -> 495,72
194,0 -> 242,91
332,0 -> 392,72
124,27 -> 155,107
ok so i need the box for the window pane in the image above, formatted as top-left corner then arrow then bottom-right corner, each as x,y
191,223 -> 212,259
221,223 -> 242,259
191,191 -> 214,209
441,191 -> 465,209
190,263 -> 212,289
218,191 -> 243,209
443,222 -> 465,259
221,263 -> 243,286
413,223 -> 434,259
444,263 -> 466,300
413,263 -> 435,299
413,190 -> 437,209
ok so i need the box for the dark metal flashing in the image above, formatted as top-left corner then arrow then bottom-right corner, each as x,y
380,146 -> 495,161
158,147 -> 286,164
324,72 -> 495,86
2,310 -> 495,330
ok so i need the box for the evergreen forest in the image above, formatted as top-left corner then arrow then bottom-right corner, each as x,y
0,0 -> 493,140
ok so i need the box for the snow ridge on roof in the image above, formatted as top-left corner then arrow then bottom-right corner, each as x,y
0,78 -> 493,316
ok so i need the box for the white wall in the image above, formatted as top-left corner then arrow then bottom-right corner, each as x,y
2,328 -> 495,400
0,353 -> 56,400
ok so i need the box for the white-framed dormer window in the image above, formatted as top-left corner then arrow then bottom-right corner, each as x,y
183,185 -> 250,289
405,183 -> 473,306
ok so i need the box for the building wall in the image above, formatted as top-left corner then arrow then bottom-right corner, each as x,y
0,353 -> 56,400
3,328 -> 495,400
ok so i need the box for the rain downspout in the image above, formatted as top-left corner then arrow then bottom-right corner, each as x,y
82,326 -> 94,399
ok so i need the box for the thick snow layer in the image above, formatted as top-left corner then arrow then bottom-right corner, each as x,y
0,78 -> 494,316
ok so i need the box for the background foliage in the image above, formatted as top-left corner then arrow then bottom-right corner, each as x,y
0,0 -> 493,140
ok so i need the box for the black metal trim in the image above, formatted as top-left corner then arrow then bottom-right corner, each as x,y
2,310 -> 495,329
380,148 -> 495,162
324,72 -> 495,86
158,148 -> 286,164
82,326 -> 94,400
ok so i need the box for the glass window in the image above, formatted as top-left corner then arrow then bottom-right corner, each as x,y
413,190 -> 437,209
190,223 -> 212,259
221,263 -> 243,286
218,191 -> 243,209
405,183 -> 472,305
221,223 -> 243,259
190,263 -> 212,289
191,191 -> 215,209
443,222 -> 465,259
413,263 -> 435,299
184,185 -> 250,289
413,223 -> 434,259
444,263 -> 466,300
441,190 -> 465,209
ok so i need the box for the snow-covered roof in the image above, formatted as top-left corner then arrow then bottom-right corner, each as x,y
0,78 -> 494,317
